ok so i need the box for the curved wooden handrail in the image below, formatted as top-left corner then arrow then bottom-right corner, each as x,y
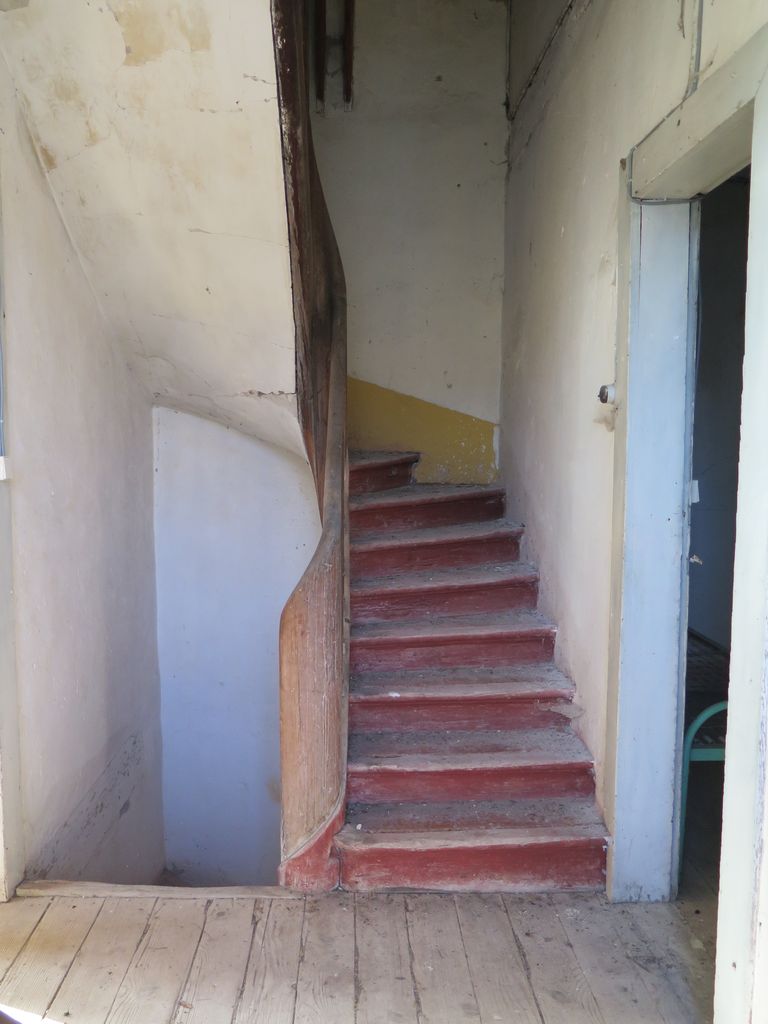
272,0 -> 349,891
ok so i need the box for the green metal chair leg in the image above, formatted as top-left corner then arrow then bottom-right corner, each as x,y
679,700 -> 728,876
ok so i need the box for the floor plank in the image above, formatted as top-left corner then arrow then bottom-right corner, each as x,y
620,900 -> 714,1023
294,894 -> 356,1024
0,898 -> 51,983
552,894 -> 668,1023
503,894 -> 604,1024
355,894 -> 418,1024
44,897 -> 156,1024
233,898 -> 301,1024
0,897 -> 103,1021
171,898 -> 257,1024
18,881 -> 292,900
456,894 -> 542,1023
104,898 -> 208,1024
405,893 -> 481,1024
0,885 -> 718,1024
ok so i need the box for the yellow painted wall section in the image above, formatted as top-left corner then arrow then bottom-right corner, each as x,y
348,378 -> 498,485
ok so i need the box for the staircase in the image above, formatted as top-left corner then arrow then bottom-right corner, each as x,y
333,451 -> 608,892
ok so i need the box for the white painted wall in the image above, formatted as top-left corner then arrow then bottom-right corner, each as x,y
313,0 -> 507,424
0,0 -> 301,453
688,180 -> 749,649
0,65 -> 164,883
700,0 -> 768,86
154,409 -> 320,885
0,0 -> 314,888
507,0 -> 568,113
504,0 -> 768,912
502,0 -> 694,792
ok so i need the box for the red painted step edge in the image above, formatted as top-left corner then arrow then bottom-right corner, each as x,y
351,569 -> 538,622
349,691 -> 573,732
349,453 -> 420,495
351,526 -> 522,578
347,760 -> 595,803
335,833 -> 607,893
351,489 -> 505,534
350,625 -> 556,671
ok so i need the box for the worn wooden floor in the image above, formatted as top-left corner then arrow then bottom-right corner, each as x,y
0,767 -> 720,1024
0,878 -> 715,1024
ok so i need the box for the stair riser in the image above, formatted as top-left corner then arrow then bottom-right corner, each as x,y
350,463 -> 416,496
349,697 -> 573,732
350,632 -> 555,672
351,494 -> 504,535
347,764 -> 595,803
351,578 -> 538,623
351,534 -> 521,579
337,840 -> 607,893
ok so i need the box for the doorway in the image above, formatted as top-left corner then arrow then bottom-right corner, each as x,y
681,171 -> 750,901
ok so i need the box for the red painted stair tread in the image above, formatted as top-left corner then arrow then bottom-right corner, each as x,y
351,563 -> 539,621
329,448 -> 607,892
346,796 -> 604,832
349,451 -> 420,495
351,519 -> 523,576
350,484 -> 506,534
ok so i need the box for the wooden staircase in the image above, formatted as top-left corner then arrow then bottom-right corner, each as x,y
333,451 -> 608,892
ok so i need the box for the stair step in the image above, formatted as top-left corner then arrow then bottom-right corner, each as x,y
346,796 -> 601,832
351,563 -> 538,623
349,451 -> 420,495
349,664 -> 575,731
351,611 -> 556,671
347,728 -> 594,803
334,819 -> 607,892
351,520 -> 523,578
350,484 -> 505,535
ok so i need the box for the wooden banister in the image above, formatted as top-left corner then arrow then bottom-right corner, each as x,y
272,0 -> 349,891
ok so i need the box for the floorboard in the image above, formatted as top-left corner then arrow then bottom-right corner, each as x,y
171,898 -> 257,1024
405,893 -> 481,1023
553,893 -> 670,1023
456,893 -> 542,1023
104,898 -> 207,1024
0,897 -> 103,1021
232,898 -> 300,1024
0,897 -> 51,982
44,897 -> 156,1024
0,884 -> 716,1024
355,894 -> 418,1024
503,894 -> 604,1024
294,894 -> 356,1024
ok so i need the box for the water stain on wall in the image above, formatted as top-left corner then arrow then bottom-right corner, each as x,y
110,0 -> 211,66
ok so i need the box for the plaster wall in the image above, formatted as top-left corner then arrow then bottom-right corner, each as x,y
0,68 -> 164,882
501,0 -> 695,792
313,0 -> 507,427
0,0 -> 301,453
700,0 -> 768,85
688,180 -> 749,650
507,0 -> 568,112
154,409 -> 320,885
503,0 -> 768,797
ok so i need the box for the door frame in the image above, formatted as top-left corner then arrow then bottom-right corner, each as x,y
606,25 -> 768,1023
0,160 -> 24,902
605,194 -> 699,903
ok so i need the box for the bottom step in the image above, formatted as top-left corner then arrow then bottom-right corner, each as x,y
334,822 -> 607,893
